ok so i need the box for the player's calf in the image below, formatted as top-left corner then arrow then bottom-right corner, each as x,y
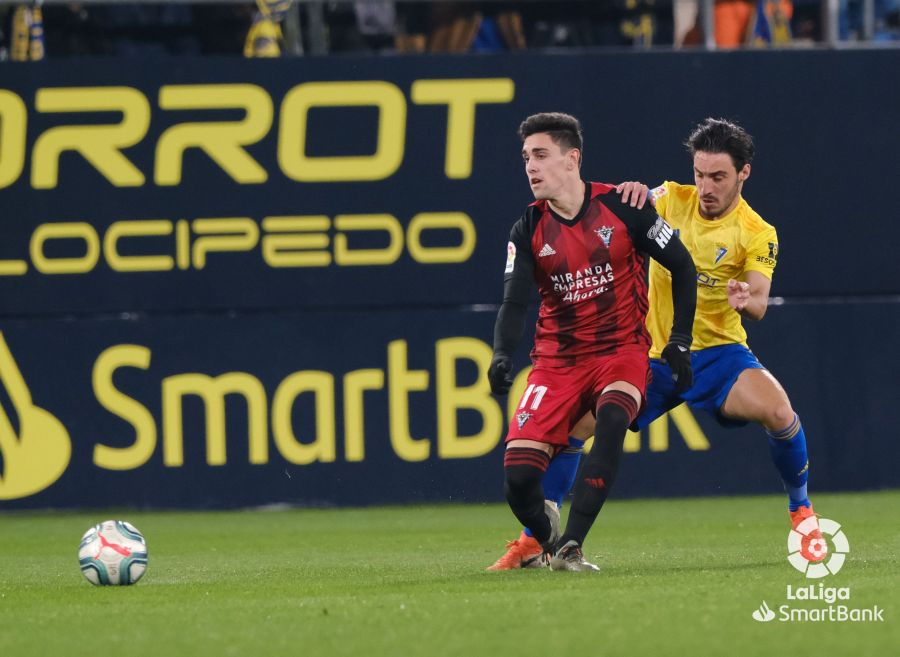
766,413 -> 811,511
557,390 -> 637,548
503,447 -> 558,548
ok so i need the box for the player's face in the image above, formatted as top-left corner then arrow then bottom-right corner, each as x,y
693,151 -> 750,219
522,133 -> 578,200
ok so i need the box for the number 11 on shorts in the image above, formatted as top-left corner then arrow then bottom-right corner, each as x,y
519,384 -> 548,410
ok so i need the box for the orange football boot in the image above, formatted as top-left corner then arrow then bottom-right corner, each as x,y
486,531 -> 546,571
790,504 -> 828,563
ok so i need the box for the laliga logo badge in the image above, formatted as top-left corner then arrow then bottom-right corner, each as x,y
787,516 -> 849,579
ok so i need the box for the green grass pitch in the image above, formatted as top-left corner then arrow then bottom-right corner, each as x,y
1,491 -> 897,657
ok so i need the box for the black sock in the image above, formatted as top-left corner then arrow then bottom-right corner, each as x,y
504,447 -> 552,545
559,390 -> 638,547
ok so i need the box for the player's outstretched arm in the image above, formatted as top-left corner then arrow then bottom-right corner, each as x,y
612,197 -> 697,344
653,234 -> 697,345
490,299 -> 526,395
727,271 -> 771,321
645,229 -> 696,392
612,195 -> 697,392
490,216 -> 535,395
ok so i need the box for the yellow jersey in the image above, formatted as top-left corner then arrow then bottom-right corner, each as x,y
646,181 -> 778,358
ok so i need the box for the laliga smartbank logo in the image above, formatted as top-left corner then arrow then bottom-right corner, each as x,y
0,332 -> 72,499
751,517 -> 885,623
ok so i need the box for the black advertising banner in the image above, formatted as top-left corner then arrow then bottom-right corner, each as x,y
1,49 -> 899,508
1,302 -> 898,509
2,49 -> 900,319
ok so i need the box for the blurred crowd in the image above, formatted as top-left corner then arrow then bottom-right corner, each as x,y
2,0 -> 899,60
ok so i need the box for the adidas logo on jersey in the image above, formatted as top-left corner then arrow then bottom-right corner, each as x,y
538,244 -> 556,257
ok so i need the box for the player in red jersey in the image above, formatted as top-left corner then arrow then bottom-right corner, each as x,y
488,112 -> 698,571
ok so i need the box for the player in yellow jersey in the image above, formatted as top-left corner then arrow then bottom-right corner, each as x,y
488,118 -> 825,572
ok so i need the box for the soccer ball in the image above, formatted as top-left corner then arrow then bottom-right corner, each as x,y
78,520 -> 148,586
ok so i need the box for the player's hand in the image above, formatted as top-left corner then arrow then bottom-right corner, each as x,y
488,354 -> 513,395
727,279 -> 751,312
615,181 -> 649,209
661,342 -> 693,394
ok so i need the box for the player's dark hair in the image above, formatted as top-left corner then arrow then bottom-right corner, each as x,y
684,118 -> 755,171
518,112 -> 584,155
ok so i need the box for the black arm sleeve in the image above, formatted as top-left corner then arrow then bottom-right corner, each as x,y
492,214 -> 536,356
493,300 -> 527,358
605,195 -> 697,346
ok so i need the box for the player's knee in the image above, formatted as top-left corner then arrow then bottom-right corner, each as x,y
504,465 -> 541,492
766,403 -> 796,433
595,390 -> 639,428
597,400 -> 630,423
503,448 -> 548,499
589,396 -> 633,460
503,466 -> 543,507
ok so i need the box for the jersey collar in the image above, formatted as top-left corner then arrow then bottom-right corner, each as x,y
547,181 -> 592,226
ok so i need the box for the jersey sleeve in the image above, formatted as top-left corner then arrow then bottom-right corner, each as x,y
493,212 -> 536,356
502,212 -> 536,304
648,181 -> 673,219
606,194 -> 697,345
743,224 -> 779,280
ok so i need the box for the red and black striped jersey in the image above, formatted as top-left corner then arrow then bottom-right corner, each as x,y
498,182 -> 695,366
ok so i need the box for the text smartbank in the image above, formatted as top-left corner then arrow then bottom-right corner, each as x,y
775,584 -> 884,623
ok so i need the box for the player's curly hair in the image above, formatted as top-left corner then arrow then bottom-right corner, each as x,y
518,112 -> 583,156
685,118 -> 755,171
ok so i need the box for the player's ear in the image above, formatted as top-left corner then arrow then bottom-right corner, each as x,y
738,164 -> 751,182
569,148 -> 581,170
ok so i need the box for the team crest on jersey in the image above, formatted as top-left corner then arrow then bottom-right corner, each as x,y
714,245 -> 728,264
516,412 -> 532,429
505,241 -> 516,273
595,226 -> 614,247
